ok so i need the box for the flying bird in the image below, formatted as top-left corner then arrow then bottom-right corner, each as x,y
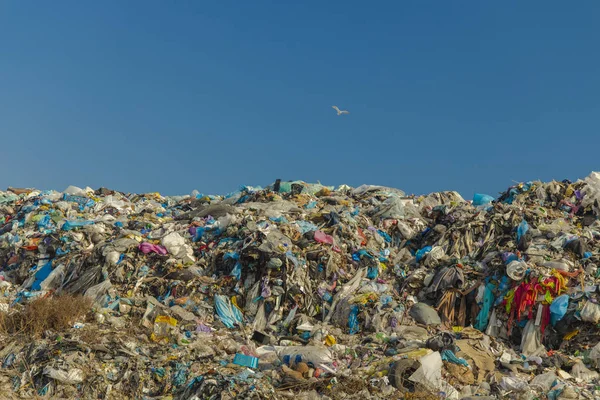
332,106 -> 349,116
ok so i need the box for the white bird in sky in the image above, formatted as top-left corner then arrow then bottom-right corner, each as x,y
332,105 -> 349,116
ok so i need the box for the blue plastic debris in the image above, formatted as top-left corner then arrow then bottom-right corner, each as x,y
550,294 -> 569,326
367,265 -> 379,279
517,219 -> 529,243
233,354 -> 259,369
62,220 -> 95,231
415,246 -> 432,262
441,349 -> 469,367
473,193 -> 494,206
348,305 -> 360,334
214,295 -> 243,328
377,230 -> 391,243
30,261 -> 53,291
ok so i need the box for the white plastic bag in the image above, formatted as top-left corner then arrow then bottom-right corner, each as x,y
39,263 -> 66,291
84,279 -> 112,306
581,301 -> 600,324
63,185 -> 90,196
409,351 -> 459,399
499,376 -> 528,392
571,360 -> 599,381
161,232 -> 195,263
277,345 -> 333,367
44,367 -> 84,384
409,351 -> 443,390
521,320 -> 546,357
588,342 -> 600,368
530,371 -> 557,392
252,303 -> 267,332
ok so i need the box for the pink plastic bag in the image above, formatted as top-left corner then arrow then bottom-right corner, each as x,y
139,242 -> 168,255
314,230 -> 334,245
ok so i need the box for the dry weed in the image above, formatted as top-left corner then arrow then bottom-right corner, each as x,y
0,295 -> 92,337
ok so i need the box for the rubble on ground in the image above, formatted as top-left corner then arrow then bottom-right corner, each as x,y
2,175 -> 600,399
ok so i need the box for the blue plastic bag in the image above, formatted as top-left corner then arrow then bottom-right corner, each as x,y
474,283 -> 495,331
550,294 -> 569,326
517,219 -> 529,243
63,194 -> 95,208
62,220 -> 94,231
214,295 -> 243,328
348,305 -> 359,334
224,252 -> 239,262
305,201 -> 317,209
30,261 -> 53,291
37,215 -> 51,229
441,349 -> 469,367
415,246 -> 432,262
352,249 -> 373,261
230,262 -> 242,280
295,221 -> 318,235
377,230 -> 391,243
473,193 -> 494,206
367,265 -> 379,280
504,188 -> 519,204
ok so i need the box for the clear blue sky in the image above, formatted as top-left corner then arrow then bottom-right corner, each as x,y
1,2 -> 599,198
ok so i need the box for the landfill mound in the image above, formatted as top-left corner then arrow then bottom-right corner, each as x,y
2,176 -> 600,399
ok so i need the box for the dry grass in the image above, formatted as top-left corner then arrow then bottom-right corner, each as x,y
0,295 -> 92,337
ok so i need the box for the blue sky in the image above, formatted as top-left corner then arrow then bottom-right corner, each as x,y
1,1 -> 599,198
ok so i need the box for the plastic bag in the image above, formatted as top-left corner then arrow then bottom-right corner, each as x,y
542,260 -> 573,272
39,263 -> 66,291
485,309 -> 501,337
441,349 -> 468,366
214,295 -> 243,328
314,230 -> 334,245
549,294 -> 569,325
161,232 -> 195,263
282,305 -> 298,328
84,279 -> 112,306
521,320 -> 546,357
230,262 -> 242,280
30,261 -> 53,291
499,376 -> 528,392
44,367 -> 84,384
138,242 -> 168,255
62,220 -> 95,231
348,305 -> 359,334
409,303 -> 441,325
582,172 -> 600,215
295,221 -> 318,235
474,283 -> 494,331
589,342 -> 600,369
244,282 -> 261,316
570,360 -> 599,380
530,371 -> 557,392
408,351 -> 458,398
63,185 -> 91,196
517,219 -> 529,243
472,193 -> 494,206
366,265 -> 379,280
409,351 -> 442,387
151,315 -> 177,342
581,300 -> 600,324
415,246 -> 432,262
277,346 -> 333,367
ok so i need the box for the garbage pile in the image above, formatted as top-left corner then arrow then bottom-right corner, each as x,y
2,175 -> 600,399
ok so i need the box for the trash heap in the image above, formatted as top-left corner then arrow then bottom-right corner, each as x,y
2,175 -> 600,399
